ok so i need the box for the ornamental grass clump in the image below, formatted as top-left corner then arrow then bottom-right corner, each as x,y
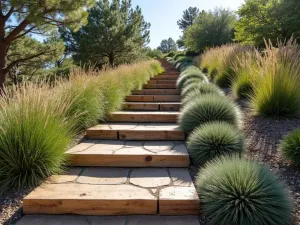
0,84 -> 76,193
280,129 -> 300,166
181,82 -> 224,99
250,38 -> 300,116
196,156 -> 293,225
176,71 -> 207,90
179,94 -> 242,132
187,122 -> 244,165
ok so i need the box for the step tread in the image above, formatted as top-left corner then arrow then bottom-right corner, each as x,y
23,168 -> 199,215
67,140 -> 189,167
126,95 -> 180,102
17,215 -> 201,225
110,111 -> 180,115
88,123 -> 181,131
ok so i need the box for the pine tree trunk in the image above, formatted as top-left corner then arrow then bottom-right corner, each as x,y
0,41 -> 7,90
109,54 -> 115,68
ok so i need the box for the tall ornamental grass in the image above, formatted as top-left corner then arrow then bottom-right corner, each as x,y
0,60 -> 163,193
250,39 -> 300,116
200,44 -> 253,87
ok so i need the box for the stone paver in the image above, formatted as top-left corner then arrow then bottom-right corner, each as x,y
77,168 -> 129,185
17,215 -> 200,225
47,168 -> 82,184
130,168 -> 170,188
169,168 -> 194,187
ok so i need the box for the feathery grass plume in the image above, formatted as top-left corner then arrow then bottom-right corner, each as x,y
179,94 -> 242,132
250,38 -> 300,116
187,122 -> 244,165
0,83 -> 76,193
280,129 -> 300,166
200,44 -> 254,87
196,156 -> 294,225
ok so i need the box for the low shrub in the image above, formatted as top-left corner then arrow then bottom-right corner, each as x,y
180,77 -> 204,90
179,94 -> 242,132
250,39 -> 300,116
187,122 -> 244,165
176,72 -> 207,90
280,129 -> 300,166
196,156 -> 293,225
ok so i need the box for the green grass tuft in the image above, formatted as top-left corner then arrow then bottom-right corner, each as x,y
196,156 -> 294,225
176,72 -> 207,90
187,122 -> 244,165
181,82 -> 224,99
179,94 -> 242,132
280,129 -> 300,166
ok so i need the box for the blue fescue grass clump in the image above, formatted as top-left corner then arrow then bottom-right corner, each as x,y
280,129 -> 300,166
181,82 -> 224,99
196,156 -> 294,225
176,71 -> 208,90
187,122 -> 244,165
179,94 -> 242,132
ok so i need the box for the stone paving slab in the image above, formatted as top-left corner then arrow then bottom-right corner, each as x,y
67,140 -> 190,167
86,123 -> 185,141
108,111 -> 180,123
17,215 -> 200,225
23,167 -> 199,215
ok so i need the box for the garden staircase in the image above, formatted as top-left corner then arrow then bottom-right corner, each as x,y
18,61 -> 200,224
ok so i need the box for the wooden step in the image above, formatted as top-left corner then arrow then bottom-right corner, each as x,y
148,80 -> 176,85
126,95 -> 180,102
17,215 -> 201,225
132,89 -> 180,95
67,140 -> 190,167
143,84 -> 177,89
108,112 -> 179,123
160,71 -> 179,75
23,168 -> 199,215
122,102 -> 181,111
152,75 -> 179,80
86,123 -> 185,140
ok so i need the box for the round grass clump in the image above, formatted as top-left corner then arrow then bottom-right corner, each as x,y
176,72 -> 207,90
196,156 -> 293,225
179,94 -> 242,132
232,73 -> 253,99
280,129 -> 300,166
181,82 -> 224,99
187,122 -> 244,165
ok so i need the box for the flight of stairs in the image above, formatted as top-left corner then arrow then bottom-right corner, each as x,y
17,60 -> 200,224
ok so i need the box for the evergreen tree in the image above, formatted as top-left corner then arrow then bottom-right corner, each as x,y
177,7 -> 200,31
0,0 -> 93,88
61,0 -> 150,68
158,38 -> 177,53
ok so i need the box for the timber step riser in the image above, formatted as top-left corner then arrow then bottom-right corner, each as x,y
132,89 -> 180,95
143,84 -> 177,89
86,130 -> 185,141
107,114 -> 179,123
148,80 -> 177,85
122,103 -> 181,111
126,95 -> 180,102
151,75 -> 179,80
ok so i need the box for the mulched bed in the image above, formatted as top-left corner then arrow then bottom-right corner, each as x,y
190,90 -> 300,225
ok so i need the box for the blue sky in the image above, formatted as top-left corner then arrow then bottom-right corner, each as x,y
132,0 -> 245,49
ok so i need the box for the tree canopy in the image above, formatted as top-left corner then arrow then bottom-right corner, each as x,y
235,0 -> 300,46
184,8 -> 236,52
177,7 -> 200,31
157,38 -> 177,53
0,0 -> 93,88
61,0 -> 150,68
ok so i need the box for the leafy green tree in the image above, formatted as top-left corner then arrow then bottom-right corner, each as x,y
61,0 -> 150,68
158,38 -> 177,53
0,0 -> 93,88
235,0 -> 300,46
6,35 -> 64,84
177,7 -> 200,31
145,48 -> 163,59
184,8 -> 236,52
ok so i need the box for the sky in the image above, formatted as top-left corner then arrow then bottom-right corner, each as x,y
131,0 -> 245,49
